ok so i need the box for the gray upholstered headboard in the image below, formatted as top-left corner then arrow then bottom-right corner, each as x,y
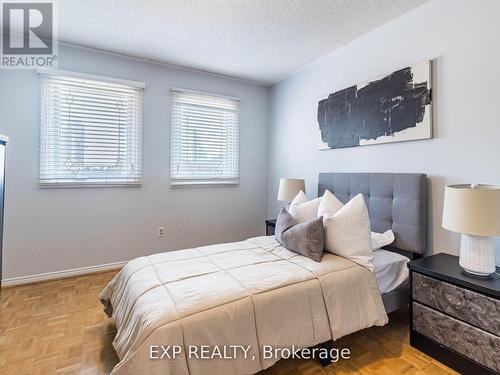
318,173 -> 427,255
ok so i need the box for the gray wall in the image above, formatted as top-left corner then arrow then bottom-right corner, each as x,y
267,0 -> 500,264
2,0 -> 499,279
0,44 -> 269,279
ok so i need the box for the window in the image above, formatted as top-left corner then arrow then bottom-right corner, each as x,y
170,89 -> 239,185
40,70 -> 144,186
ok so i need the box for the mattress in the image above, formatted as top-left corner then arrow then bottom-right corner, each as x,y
100,236 -> 388,375
373,249 -> 410,294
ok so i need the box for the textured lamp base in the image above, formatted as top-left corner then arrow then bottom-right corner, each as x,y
459,234 -> 496,276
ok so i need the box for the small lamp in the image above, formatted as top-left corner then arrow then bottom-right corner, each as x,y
277,178 -> 305,203
442,184 -> 500,276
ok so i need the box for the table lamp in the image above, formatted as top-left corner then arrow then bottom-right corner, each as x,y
277,178 -> 305,203
442,184 -> 500,276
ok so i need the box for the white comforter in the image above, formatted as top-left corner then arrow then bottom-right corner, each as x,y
100,236 -> 388,375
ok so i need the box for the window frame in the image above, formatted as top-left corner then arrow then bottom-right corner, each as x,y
169,88 -> 240,187
38,69 -> 145,188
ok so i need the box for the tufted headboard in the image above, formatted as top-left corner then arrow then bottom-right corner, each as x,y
318,173 -> 427,256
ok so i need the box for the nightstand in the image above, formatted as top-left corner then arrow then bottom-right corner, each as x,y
408,253 -> 500,375
265,219 -> 276,236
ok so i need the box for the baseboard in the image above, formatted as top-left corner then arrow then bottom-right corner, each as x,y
1,260 -> 128,287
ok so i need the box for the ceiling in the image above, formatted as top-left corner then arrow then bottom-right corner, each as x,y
21,0 -> 427,84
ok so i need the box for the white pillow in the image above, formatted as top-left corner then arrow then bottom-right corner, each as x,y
317,189 -> 344,217
318,190 -> 395,252
371,230 -> 395,251
322,194 -> 374,271
288,191 -> 321,223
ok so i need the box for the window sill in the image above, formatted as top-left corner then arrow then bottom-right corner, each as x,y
39,182 -> 142,188
170,180 -> 239,187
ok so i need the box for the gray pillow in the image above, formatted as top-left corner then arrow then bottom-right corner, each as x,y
275,208 -> 325,262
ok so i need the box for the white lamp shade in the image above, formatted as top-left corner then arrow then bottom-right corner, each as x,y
442,184 -> 500,237
277,178 -> 305,202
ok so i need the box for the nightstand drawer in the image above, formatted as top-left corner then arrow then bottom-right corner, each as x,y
265,219 -> 276,236
413,272 -> 500,336
413,302 -> 500,373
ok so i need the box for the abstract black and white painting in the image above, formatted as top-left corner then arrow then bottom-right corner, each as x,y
317,61 -> 432,149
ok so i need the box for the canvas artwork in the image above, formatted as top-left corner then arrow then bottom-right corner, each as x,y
317,60 -> 432,150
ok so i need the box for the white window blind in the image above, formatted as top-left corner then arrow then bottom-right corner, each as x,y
170,89 -> 240,185
40,71 -> 143,186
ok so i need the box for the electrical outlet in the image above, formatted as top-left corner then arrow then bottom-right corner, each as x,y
157,226 -> 166,237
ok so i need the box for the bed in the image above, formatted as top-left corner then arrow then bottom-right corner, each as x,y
100,172 -> 427,375
317,173 -> 427,313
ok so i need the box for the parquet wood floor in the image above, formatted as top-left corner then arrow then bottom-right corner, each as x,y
0,271 -> 458,375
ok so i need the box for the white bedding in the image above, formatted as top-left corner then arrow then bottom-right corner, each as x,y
373,249 -> 410,294
100,236 -> 388,375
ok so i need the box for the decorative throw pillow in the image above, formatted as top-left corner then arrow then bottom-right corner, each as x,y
275,208 -> 325,262
371,230 -> 395,251
318,190 -> 395,252
322,194 -> 374,271
288,191 -> 322,223
317,189 -> 344,217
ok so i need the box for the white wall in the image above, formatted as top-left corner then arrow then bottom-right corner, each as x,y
267,0 -> 500,263
2,0 -> 499,280
0,44 -> 269,279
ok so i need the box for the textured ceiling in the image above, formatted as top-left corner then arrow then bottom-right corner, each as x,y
26,0 -> 427,84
